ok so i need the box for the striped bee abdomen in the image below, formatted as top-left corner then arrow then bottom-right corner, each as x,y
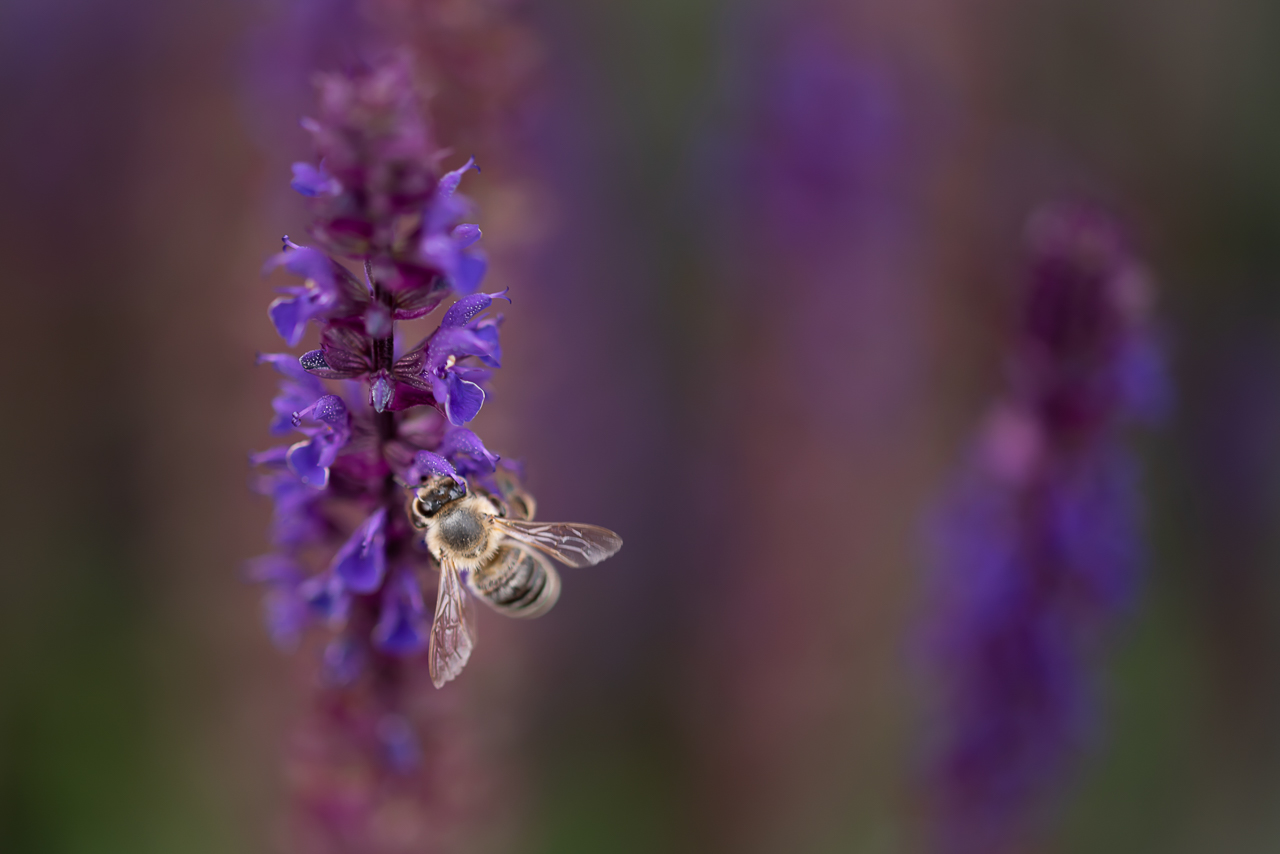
467,545 -> 561,619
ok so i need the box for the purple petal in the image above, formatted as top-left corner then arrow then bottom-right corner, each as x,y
330,508 -> 388,594
441,289 -> 509,329
451,365 -> 493,384
427,158 -> 478,232
469,315 -> 502,368
425,326 -> 497,370
264,245 -> 368,307
299,572 -> 350,626
263,586 -> 309,651
264,246 -> 335,289
407,451 -> 459,484
452,251 -> 488,296
260,353 -> 327,434
420,231 -> 459,272
443,374 -> 485,425
286,439 -> 330,489
292,393 -> 348,426
437,157 -> 478,199
451,223 -> 481,249
254,471 -> 328,545
441,429 -> 500,473
372,570 -> 428,655
258,352 -> 321,387
286,430 -> 347,489
268,294 -> 312,347
290,161 -> 341,197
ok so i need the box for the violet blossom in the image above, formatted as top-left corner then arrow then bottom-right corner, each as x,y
922,202 -> 1168,853
249,55 -> 517,853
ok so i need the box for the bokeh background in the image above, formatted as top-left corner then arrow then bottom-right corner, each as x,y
3,0 -> 1280,852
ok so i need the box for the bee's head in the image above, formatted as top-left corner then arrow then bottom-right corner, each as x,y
413,475 -> 467,519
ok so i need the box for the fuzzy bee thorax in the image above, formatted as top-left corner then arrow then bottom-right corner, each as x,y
423,495 -> 502,569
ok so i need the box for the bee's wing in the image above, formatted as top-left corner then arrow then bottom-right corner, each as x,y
492,519 -> 622,568
428,556 -> 477,688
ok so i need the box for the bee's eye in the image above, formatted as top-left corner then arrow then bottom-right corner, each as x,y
416,479 -> 466,517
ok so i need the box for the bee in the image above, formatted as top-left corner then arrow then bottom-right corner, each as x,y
408,475 -> 622,687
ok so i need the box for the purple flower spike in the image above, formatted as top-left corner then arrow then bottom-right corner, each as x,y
330,507 -> 388,593
250,51 -> 551,827
923,202 -> 1167,851
246,41 -> 560,851
372,569 -> 429,655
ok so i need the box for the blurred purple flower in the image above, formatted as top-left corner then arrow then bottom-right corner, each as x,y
372,567 -> 430,655
419,157 -> 489,296
924,202 -> 1167,853
329,506 -> 388,593
264,241 -> 371,346
258,351 -> 327,435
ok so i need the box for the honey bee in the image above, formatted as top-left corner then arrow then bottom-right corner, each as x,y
408,475 -> 622,687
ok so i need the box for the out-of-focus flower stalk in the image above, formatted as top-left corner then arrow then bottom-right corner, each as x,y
692,7 -> 934,850
923,202 -> 1168,854
249,57 -> 525,853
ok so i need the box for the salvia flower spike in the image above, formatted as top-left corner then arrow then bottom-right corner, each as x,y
247,62 -> 527,853
923,201 -> 1168,854
251,58 -> 516,681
